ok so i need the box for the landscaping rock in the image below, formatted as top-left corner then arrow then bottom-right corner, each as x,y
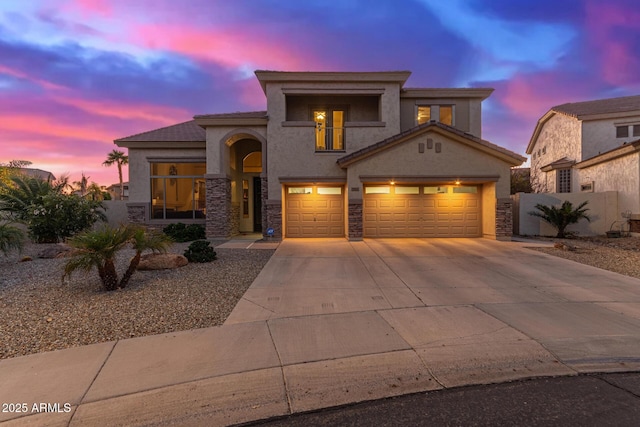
37,244 -> 72,259
137,253 -> 188,270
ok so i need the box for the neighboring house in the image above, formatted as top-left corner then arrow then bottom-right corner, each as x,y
527,95 -> 640,230
115,70 -> 525,240
18,168 -> 56,182
106,182 -> 129,200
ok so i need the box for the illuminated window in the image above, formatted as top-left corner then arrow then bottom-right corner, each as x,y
365,186 -> 391,194
317,187 -> 342,195
288,187 -> 312,194
314,109 -> 345,151
424,186 -> 448,194
150,162 -> 206,220
417,105 -> 454,126
452,186 -> 478,194
394,186 -> 419,194
417,106 -> 431,124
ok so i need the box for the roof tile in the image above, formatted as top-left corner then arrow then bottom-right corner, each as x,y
115,120 -> 205,143
552,95 -> 640,118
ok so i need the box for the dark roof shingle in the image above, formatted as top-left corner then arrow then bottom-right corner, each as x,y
552,95 -> 640,118
115,120 -> 205,143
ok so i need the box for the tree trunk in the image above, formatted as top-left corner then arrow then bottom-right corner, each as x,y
101,259 -> 120,291
119,251 -> 141,288
118,163 -> 124,201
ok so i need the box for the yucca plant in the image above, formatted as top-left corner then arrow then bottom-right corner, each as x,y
0,222 -> 25,256
63,224 -> 172,291
529,200 -> 591,238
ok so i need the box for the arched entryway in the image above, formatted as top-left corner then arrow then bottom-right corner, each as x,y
222,130 -> 266,236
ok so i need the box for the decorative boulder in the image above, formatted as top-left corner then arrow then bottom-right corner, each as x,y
38,244 -> 72,259
137,253 -> 188,270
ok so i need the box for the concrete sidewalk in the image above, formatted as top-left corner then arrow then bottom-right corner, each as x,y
2,238 -> 640,426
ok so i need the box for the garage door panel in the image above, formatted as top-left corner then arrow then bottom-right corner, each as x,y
285,187 -> 344,238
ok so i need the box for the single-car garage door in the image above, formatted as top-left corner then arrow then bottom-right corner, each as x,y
364,184 -> 481,237
285,186 -> 344,237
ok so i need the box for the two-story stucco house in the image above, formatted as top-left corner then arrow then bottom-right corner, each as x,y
527,95 -> 640,229
115,71 -> 525,240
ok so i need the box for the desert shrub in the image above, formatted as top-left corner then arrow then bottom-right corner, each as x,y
183,240 -> 216,263
163,223 -> 206,242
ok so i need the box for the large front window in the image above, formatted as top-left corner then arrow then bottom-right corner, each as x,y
151,162 -> 206,219
314,109 -> 345,151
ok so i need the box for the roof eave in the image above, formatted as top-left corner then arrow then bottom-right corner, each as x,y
255,70 -> 412,94
575,140 -> 640,168
526,110 -> 559,154
194,117 -> 268,127
114,140 -> 206,149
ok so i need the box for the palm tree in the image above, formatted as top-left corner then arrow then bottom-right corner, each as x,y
0,175 -> 57,221
103,150 -> 128,200
529,200 -> 591,238
86,182 -> 104,201
73,173 -> 90,197
64,224 -> 172,291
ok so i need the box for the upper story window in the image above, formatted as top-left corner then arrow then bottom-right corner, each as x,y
634,125 -> 640,137
417,105 -> 454,126
314,109 -> 345,151
617,125 -> 629,138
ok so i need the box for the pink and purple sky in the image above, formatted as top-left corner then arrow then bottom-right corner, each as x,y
1,0 -> 639,186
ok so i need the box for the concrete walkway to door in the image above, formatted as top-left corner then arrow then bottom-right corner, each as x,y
2,238 -> 640,426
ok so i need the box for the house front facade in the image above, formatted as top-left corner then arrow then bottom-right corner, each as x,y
527,95 -> 640,230
116,71 -> 525,240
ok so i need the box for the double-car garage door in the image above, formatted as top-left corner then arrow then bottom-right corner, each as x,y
284,184 -> 481,238
363,185 -> 481,238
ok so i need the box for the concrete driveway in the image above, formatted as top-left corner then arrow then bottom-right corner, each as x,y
4,237 -> 640,426
227,238 -> 640,378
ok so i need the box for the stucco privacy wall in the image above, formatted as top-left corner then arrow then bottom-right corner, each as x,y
530,114 -> 581,192
514,191 -> 618,236
576,153 -> 640,214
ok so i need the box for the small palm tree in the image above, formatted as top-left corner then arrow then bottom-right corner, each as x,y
64,224 -> 172,291
103,150 -> 129,200
529,200 -> 591,238
73,173 -> 90,197
0,222 -> 24,256
0,175 -> 56,221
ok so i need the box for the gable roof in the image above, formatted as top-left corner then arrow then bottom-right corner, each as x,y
527,95 -> 640,154
575,139 -> 640,169
115,120 -> 206,148
552,95 -> 640,118
337,121 -> 526,168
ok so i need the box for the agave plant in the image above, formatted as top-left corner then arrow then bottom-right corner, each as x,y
529,200 -> 591,238
64,224 -> 172,291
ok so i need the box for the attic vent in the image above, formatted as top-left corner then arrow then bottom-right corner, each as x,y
580,181 -> 594,192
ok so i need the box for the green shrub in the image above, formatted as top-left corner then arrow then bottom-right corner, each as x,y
163,223 -> 206,242
184,240 -> 216,263
0,174 -> 105,243
0,222 -> 24,256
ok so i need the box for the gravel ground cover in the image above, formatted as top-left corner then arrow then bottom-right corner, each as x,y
0,242 -> 274,360
526,236 -> 640,279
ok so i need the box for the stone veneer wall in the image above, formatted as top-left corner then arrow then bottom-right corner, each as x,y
230,203 -> 240,236
206,176 -> 232,238
348,202 -> 363,240
630,220 -> 640,233
265,200 -> 282,239
126,203 -> 147,224
495,198 -> 513,240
